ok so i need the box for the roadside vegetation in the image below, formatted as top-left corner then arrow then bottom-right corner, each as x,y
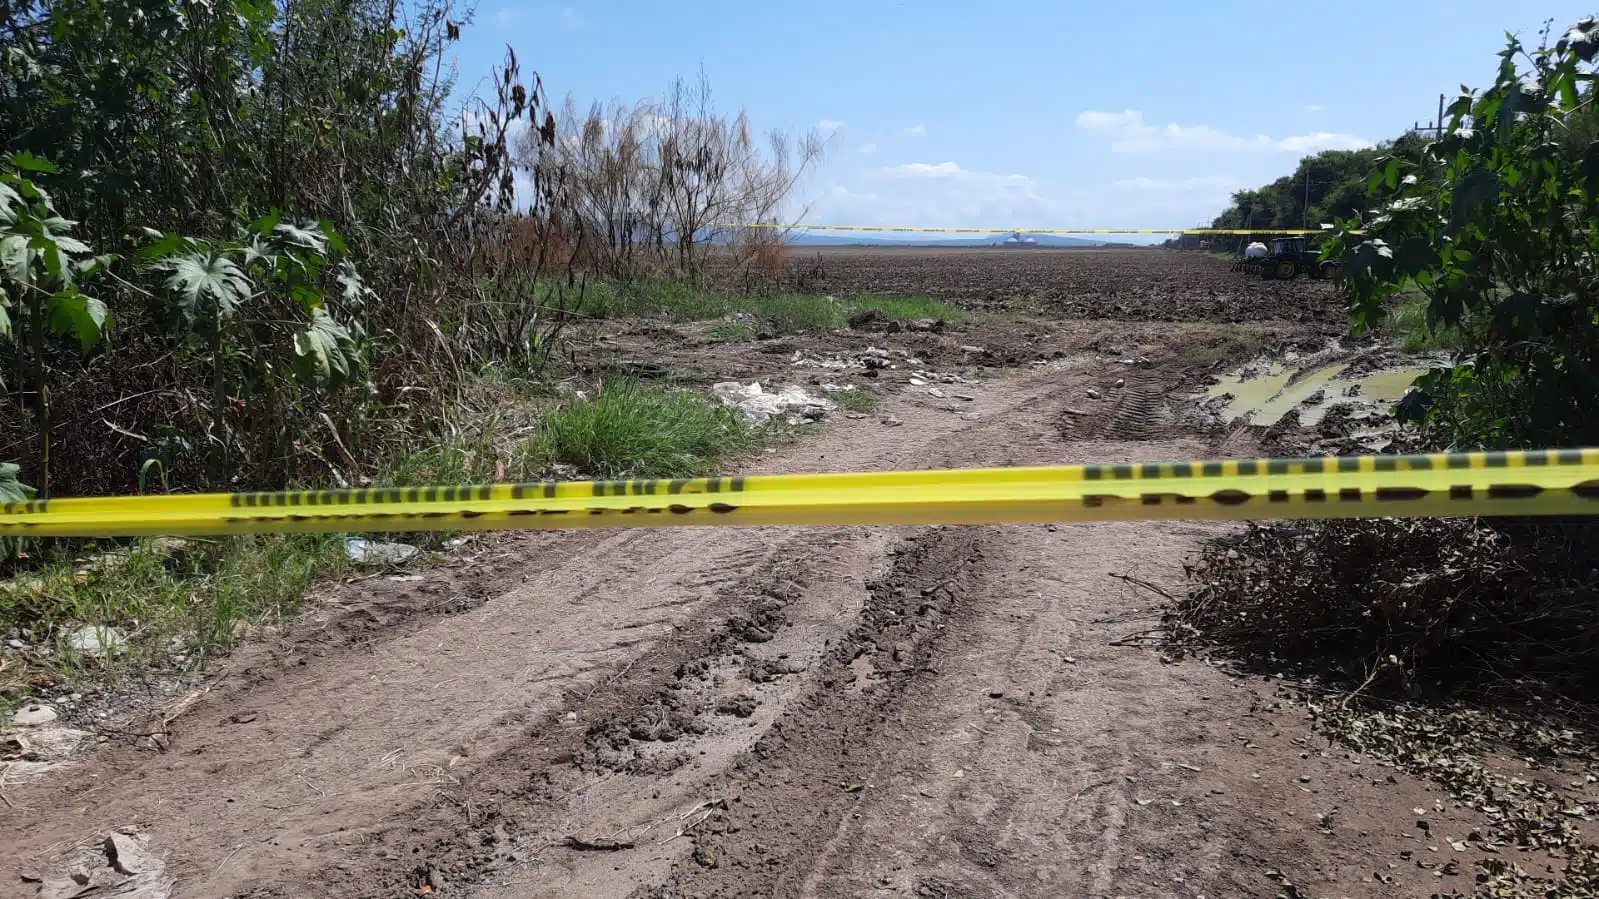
1175,324 -> 1270,368
0,534 -> 348,706
0,0 -> 873,707
527,381 -> 756,479
1170,19 -> 1599,896
1382,292 -> 1469,353
580,281 -> 966,334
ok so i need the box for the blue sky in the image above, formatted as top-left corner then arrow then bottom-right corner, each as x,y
454,2 -> 1596,234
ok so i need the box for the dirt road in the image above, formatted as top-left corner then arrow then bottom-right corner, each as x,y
0,305 -> 1479,897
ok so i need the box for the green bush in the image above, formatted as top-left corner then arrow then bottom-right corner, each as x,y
525,381 -> 755,479
0,0 -> 554,496
1328,21 -> 1599,448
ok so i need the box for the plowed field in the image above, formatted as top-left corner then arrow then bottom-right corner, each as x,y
795,246 -> 1345,326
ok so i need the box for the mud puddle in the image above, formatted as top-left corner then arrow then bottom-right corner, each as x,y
1206,359 -> 1429,428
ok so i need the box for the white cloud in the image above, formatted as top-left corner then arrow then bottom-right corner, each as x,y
817,119 -> 846,136
903,124 -> 927,137
858,142 -> 879,154
805,159 -> 1243,235
1075,110 -> 1143,132
1275,131 -> 1372,154
877,161 -> 1031,185
1304,104 -> 1324,112
1111,175 -> 1238,192
1076,108 -> 1371,154
803,160 -> 1074,232
881,161 -> 962,178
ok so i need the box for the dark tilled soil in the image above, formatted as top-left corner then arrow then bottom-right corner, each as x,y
786,247 -> 1345,327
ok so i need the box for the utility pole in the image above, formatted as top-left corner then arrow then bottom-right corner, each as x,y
1304,171 -> 1311,230
1412,93 -> 1448,137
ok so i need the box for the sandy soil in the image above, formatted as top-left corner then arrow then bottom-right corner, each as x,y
0,252 -> 1479,898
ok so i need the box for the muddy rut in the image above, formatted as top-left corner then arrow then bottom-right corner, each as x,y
1,351 -> 1474,898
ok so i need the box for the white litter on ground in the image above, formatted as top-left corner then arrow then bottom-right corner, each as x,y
711,381 -> 836,425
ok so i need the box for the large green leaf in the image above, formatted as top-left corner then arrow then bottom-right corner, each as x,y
336,260 -> 371,305
249,208 -> 283,238
47,288 -> 110,351
155,251 -> 252,323
0,181 -> 22,223
317,219 -> 348,255
5,151 -> 57,174
272,221 -> 329,254
1559,17 -> 1599,62
292,307 -> 360,388
0,462 -> 33,503
134,230 -> 189,262
1,234 -> 32,283
1582,140 -> 1599,200
1449,169 -> 1501,224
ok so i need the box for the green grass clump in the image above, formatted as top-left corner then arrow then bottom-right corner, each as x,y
844,293 -> 966,323
379,423 -> 531,487
750,294 -> 846,332
830,388 -> 879,413
1386,293 -> 1468,353
525,380 -> 756,479
1181,325 -> 1269,368
0,533 -> 349,707
704,317 -> 758,342
574,278 -> 966,335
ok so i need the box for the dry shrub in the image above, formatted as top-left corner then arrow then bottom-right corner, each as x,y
746,232 -> 785,279
1167,517 -> 1599,709
525,75 -> 823,283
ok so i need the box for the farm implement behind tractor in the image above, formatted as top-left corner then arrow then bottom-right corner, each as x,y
1228,237 -> 1337,280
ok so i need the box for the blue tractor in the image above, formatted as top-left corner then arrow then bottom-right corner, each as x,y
1260,237 -> 1337,281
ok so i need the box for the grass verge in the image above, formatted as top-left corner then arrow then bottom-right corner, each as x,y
1,533 -> 348,714
830,388 -> 879,413
580,280 -> 966,336
1178,325 -> 1269,368
0,375 -> 766,716
1385,292 -> 1468,352
524,379 -> 757,479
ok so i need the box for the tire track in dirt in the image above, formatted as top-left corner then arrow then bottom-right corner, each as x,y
642,482 -> 1483,899
381,371 -> 1105,899
0,355 -> 1107,898
1059,367 -> 1188,442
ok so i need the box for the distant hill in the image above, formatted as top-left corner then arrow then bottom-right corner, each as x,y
784,232 -> 1118,249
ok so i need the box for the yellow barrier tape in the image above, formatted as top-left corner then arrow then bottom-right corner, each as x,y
2,450 -> 1596,538
712,223 -> 1323,236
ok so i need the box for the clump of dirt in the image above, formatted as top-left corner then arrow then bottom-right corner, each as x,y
582,692 -> 706,773
715,606 -> 786,647
1167,517 -> 1599,897
714,694 -> 757,718
581,581 -> 805,773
